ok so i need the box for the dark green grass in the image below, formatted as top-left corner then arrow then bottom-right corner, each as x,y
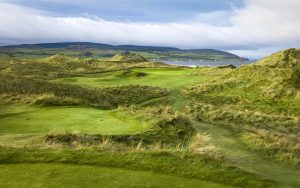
0,163 -> 229,188
0,148 -> 274,188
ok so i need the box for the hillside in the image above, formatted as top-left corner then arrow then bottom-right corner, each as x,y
187,48 -> 300,99
0,53 -> 170,80
109,53 -> 148,62
43,54 -> 79,63
255,48 -> 300,68
184,48 -> 300,164
0,42 -> 247,61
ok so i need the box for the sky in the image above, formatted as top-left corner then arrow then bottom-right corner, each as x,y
0,0 -> 299,58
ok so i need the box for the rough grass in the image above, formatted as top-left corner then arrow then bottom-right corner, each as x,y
184,49 -> 300,164
116,105 -> 195,142
108,53 -> 148,62
0,53 -> 171,80
194,121 -> 300,188
188,133 -> 218,158
0,75 -> 168,108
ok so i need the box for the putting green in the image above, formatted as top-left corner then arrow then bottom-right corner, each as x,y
0,105 -> 151,135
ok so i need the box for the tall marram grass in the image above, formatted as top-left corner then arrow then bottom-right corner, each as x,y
0,75 -> 168,108
44,131 -> 221,159
183,49 -> 300,165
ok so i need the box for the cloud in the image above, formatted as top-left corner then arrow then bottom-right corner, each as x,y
1,0 -> 242,22
0,0 -> 299,58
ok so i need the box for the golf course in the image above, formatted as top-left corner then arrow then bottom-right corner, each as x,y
0,46 -> 299,187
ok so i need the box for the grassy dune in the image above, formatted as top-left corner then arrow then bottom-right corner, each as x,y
184,49 -> 300,164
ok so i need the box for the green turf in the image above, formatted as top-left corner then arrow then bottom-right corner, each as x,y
0,163 -> 229,188
0,105 -> 151,135
0,149 -> 273,187
54,68 -> 215,110
54,68 -> 209,89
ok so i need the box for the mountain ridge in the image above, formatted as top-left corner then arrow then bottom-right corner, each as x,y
0,42 -> 246,61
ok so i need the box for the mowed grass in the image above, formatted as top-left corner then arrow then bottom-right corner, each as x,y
54,68 -> 215,110
0,105 -> 151,135
1,68 -> 202,137
0,163 -> 229,188
54,68 -> 209,89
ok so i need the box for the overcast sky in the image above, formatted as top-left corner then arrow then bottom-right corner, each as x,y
0,0 -> 299,58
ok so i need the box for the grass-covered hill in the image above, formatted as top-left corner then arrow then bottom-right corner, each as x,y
184,48 -> 300,164
0,76 -> 168,109
0,53 -> 170,79
109,53 -> 148,62
0,42 -> 247,61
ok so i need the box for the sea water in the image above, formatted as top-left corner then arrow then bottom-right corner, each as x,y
160,60 -> 255,67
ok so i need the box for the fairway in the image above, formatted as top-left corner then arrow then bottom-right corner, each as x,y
54,68 -> 211,89
0,163 -> 230,188
0,105 -> 151,135
54,68 -> 216,110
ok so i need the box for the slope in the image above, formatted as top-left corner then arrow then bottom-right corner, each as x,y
184,48 -> 300,164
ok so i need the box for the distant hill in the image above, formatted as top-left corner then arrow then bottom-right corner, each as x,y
1,42 -> 178,52
0,42 -> 247,61
43,54 -> 79,63
109,53 -> 148,62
